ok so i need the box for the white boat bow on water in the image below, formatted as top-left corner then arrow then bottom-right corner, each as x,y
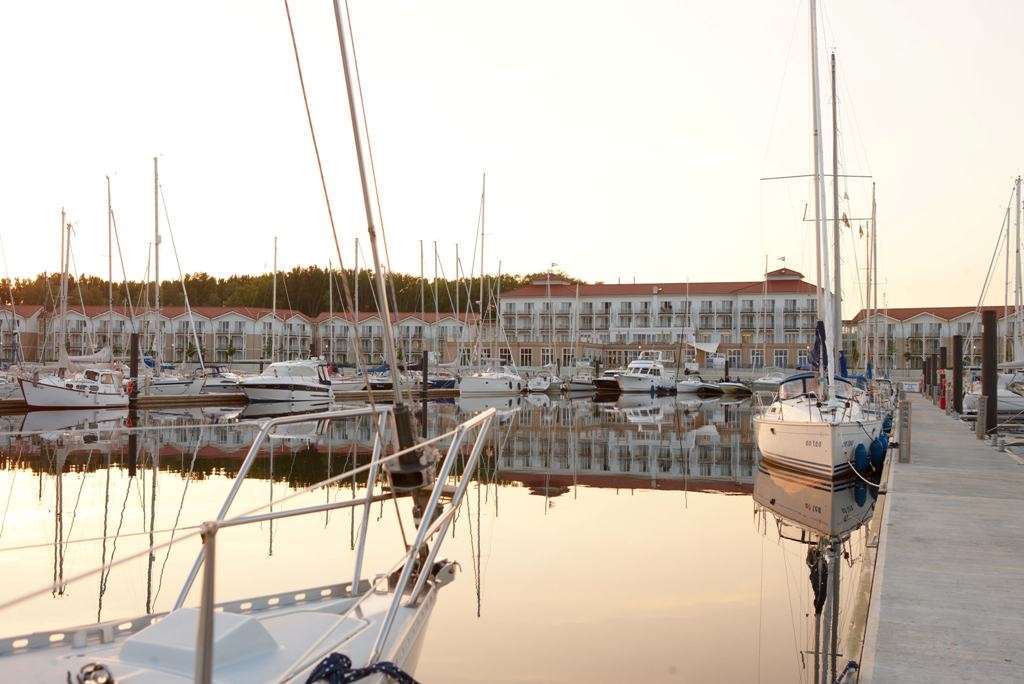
20,367 -> 129,409
0,404 -> 497,683
527,365 -> 562,393
457,358 -> 524,396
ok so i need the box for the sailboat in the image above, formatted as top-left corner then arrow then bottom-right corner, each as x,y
457,175 -> 525,397
753,0 -> 883,481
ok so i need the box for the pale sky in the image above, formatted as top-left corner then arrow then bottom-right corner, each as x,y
1,1 -> 1022,310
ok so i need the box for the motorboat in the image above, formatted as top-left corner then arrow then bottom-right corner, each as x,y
562,359 -> 596,392
754,372 -> 884,480
238,360 -> 335,403
138,372 -> 206,397
593,368 -> 625,393
676,373 -> 722,395
716,380 -> 751,396
0,404 -> 497,684
963,370 -> 1024,415
616,351 -> 675,394
527,365 -> 562,393
194,365 -> 244,394
19,367 -> 129,409
457,358 -> 524,396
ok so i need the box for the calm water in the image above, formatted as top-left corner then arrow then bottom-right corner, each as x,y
0,395 -> 877,682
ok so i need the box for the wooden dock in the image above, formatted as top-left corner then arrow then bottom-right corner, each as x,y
860,394 -> 1024,682
0,387 -> 460,414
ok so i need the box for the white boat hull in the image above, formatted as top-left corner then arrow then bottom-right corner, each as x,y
458,374 -> 524,396
617,374 -> 672,393
19,378 -> 128,409
139,377 -> 205,397
754,414 -> 883,479
240,380 -> 333,403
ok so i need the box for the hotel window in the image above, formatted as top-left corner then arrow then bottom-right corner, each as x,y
541,348 -> 553,365
562,348 -> 574,367
774,349 -> 789,367
751,349 -> 764,369
499,347 -> 512,364
520,348 -> 533,367
797,350 -> 809,367
727,349 -> 741,367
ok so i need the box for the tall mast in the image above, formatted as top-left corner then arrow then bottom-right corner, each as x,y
479,173 -> 487,353
332,0 -> 403,403
419,240 -> 425,324
353,237 -> 359,325
271,236 -> 277,361
830,52 -> 842,374
809,0 -> 833,395
153,157 -> 161,369
58,208 -> 68,360
1015,176 -> 1022,359
455,243 -> 460,364
328,259 -> 333,361
107,177 -> 114,351
1005,202 -> 1010,362
433,241 -> 439,356
871,184 -> 879,372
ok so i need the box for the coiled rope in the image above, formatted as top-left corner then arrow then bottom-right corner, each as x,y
306,653 -> 419,684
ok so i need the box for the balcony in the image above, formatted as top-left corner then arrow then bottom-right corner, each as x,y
617,315 -> 632,328
635,315 -> 650,328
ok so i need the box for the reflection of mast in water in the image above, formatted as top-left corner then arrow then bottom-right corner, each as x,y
153,427 -> 204,609
145,438 -> 158,614
52,445 -> 65,596
97,452 -> 111,623
268,439 -> 274,557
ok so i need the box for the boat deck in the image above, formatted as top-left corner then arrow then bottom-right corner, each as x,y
861,394 -> 1024,682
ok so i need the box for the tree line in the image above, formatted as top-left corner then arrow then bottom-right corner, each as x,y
0,267 -> 580,317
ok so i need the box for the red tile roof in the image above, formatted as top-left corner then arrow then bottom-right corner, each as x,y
314,311 -> 478,324
59,305 -> 311,321
848,306 -> 1004,322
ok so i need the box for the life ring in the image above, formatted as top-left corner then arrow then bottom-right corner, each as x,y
125,379 -> 136,396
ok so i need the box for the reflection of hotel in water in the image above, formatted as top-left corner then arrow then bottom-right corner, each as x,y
491,399 -> 759,494
0,399 -> 760,494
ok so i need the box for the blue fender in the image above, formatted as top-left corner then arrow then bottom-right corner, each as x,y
854,443 -> 870,473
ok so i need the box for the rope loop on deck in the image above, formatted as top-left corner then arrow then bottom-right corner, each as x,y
306,652 -> 420,684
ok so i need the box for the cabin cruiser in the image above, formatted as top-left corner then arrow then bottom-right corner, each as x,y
563,359 -> 597,392
457,358 -> 524,396
238,360 -> 335,403
593,367 -> 625,393
527,365 -> 562,393
676,373 -> 722,395
194,364 -> 244,393
138,372 -> 205,397
962,369 -> 1024,415
20,367 -> 129,408
616,351 -> 675,394
754,372 -> 883,480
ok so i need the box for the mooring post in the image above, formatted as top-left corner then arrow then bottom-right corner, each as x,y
982,309 -> 997,437
129,332 -> 140,407
923,356 -> 931,395
930,353 -> 940,403
421,350 -> 429,398
952,335 -> 963,414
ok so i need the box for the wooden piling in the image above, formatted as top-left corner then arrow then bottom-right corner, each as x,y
982,309 -> 997,436
952,335 -> 963,414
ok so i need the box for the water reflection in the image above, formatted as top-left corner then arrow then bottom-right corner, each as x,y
0,394 -> 883,682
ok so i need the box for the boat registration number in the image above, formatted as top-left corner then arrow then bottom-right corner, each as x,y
804,440 -> 823,448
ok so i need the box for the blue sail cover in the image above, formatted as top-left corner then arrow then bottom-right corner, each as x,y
839,350 -> 848,377
811,320 -> 828,374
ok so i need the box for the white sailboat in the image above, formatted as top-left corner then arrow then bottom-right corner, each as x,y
527,364 -> 562,393
754,0 -> 882,480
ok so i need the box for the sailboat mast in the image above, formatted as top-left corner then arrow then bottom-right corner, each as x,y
830,53 -> 842,373
1005,203 -> 1010,362
153,157 -> 160,370
58,208 -> 68,360
1015,176 -> 1022,359
454,243 -> 460,363
107,177 -> 113,351
332,0 -> 403,402
271,236 -> 277,361
420,240 -> 425,324
809,0 -> 833,395
871,184 -> 879,372
353,237 -> 359,326
328,259 -> 333,361
480,173 -> 487,355
433,241 -> 439,356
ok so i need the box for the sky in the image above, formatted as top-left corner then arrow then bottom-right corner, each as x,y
1,1 -> 1022,310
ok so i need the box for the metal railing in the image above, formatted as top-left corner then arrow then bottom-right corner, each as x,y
0,403 -> 497,684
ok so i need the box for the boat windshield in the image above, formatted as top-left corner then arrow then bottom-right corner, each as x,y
779,375 -> 819,399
